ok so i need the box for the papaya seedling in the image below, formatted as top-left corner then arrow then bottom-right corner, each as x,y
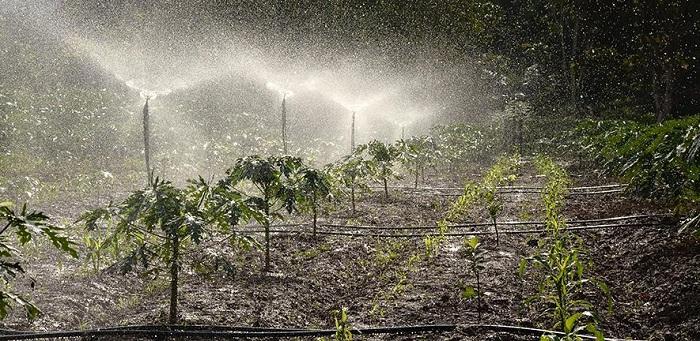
296,167 -> 332,237
395,136 -> 436,188
0,201 -> 77,319
366,140 -> 399,200
225,155 -> 303,271
332,147 -> 374,215
77,177 -> 248,324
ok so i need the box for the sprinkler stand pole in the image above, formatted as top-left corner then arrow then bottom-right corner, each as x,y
351,111 -> 356,153
281,93 -> 288,154
142,97 -> 153,186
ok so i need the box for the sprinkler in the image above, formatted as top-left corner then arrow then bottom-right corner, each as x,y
350,111 -> 356,153
142,96 -> 153,186
281,93 -> 288,154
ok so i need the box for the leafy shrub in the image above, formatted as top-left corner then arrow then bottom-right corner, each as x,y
78,177 -> 255,323
366,140 -> 400,200
329,146 -> 375,215
224,155 -> 303,271
573,115 -> 700,234
0,201 -> 77,319
394,136 -> 438,188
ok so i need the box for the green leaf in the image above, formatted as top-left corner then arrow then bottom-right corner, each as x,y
564,312 -> 582,333
462,285 -> 477,300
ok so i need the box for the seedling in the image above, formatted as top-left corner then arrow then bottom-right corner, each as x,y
296,167 -> 332,237
333,307 -> 353,341
366,140 -> 399,200
463,236 -> 486,320
0,201 -> 77,319
395,136 -> 436,188
332,147 -> 374,215
520,156 -> 607,340
78,177 -> 250,324
225,155 -> 303,271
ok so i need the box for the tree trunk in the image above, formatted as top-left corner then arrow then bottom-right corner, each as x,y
570,13 -> 579,111
414,171 -> 419,189
383,166 -> 389,200
312,193 -> 317,238
654,63 -> 674,123
475,269 -> 482,321
383,177 -> 388,200
351,183 -> 356,215
142,98 -> 153,186
169,229 -> 179,325
281,94 -> 288,154
492,216 -> 499,246
264,222 -> 270,272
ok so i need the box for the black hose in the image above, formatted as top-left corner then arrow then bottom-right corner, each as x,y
0,324 -> 454,340
0,324 -> 645,341
234,222 -> 672,238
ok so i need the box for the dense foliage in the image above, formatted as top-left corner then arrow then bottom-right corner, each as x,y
572,116 -> 700,234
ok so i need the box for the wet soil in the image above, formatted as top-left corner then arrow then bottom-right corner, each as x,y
1,161 -> 698,340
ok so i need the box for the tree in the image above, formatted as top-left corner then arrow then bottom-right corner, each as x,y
0,201 -> 77,319
395,136 -> 435,188
296,167 -> 332,237
78,177 -> 247,324
366,140 -> 399,200
225,155 -> 302,272
332,146 -> 375,215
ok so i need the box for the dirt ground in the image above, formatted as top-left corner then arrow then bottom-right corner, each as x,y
1,161 -> 698,340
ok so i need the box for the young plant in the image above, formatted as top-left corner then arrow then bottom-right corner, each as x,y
296,167 -> 332,237
78,177 -> 245,324
366,140 -> 399,200
520,156 -> 606,340
332,148 -> 374,215
225,155 -> 302,271
482,188 -> 503,246
0,201 -> 77,319
395,136 -> 435,188
462,236 -> 486,321
333,307 -> 353,341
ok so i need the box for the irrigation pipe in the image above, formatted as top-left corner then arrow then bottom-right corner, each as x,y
236,222 -> 671,238
0,323 -> 645,341
371,184 -> 627,192
438,189 -> 626,196
0,324 -> 454,340
317,214 -> 672,230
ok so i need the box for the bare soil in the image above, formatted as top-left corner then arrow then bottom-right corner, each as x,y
2,161 -> 698,340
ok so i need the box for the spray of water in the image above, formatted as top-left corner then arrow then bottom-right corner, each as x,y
1,0 -> 499,189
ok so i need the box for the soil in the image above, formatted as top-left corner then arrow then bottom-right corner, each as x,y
1,161 -> 698,340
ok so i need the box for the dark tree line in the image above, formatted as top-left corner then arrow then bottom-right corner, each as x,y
212,0 -> 699,121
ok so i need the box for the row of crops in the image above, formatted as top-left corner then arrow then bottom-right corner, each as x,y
1,115 -> 698,339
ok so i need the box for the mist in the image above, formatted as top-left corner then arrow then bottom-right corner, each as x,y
0,0 -> 501,201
